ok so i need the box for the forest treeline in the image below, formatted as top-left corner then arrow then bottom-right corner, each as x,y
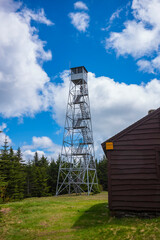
0,139 -> 108,203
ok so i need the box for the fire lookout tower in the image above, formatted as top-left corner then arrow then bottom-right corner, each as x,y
56,66 -> 98,195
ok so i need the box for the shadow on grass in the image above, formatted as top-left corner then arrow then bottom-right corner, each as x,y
72,203 -> 109,229
72,203 -> 155,230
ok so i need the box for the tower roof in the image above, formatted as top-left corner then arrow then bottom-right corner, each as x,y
70,66 -> 88,73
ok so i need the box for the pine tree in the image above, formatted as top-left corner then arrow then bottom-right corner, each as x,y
6,147 -> 16,200
47,158 -> 59,195
97,156 -> 108,191
31,152 -> 39,196
17,147 -> 23,162
1,136 -> 9,156
5,147 -> 25,201
0,155 -> 7,203
30,153 -> 49,197
40,155 -> 48,168
35,155 -> 49,197
34,152 -> 39,166
25,160 -> 32,198
15,148 -> 25,200
0,137 -> 10,202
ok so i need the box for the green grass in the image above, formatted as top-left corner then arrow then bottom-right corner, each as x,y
0,192 -> 160,240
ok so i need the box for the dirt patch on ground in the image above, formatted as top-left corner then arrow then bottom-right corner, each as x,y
0,208 -> 11,215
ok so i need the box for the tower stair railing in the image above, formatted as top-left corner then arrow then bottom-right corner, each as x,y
74,95 -> 82,104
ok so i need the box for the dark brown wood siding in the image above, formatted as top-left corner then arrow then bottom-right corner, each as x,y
102,111 -> 160,212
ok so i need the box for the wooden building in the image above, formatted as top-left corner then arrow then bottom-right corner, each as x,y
101,108 -> 160,217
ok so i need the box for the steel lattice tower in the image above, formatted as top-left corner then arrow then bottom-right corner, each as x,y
56,66 -> 98,195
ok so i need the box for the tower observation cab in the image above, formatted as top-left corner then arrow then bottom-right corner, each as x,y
56,66 -> 98,196
71,66 -> 88,85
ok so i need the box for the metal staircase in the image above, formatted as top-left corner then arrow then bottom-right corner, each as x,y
74,95 -> 82,104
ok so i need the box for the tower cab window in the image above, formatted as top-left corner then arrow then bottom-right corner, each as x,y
78,67 -> 82,73
71,67 -> 83,74
71,69 -> 76,74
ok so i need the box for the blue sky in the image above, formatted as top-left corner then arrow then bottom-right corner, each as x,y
1,0 -> 160,160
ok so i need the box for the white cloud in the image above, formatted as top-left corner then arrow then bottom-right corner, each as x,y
0,123 -> 7,131
49,70 -> 160,157
74,1 -> 88,10
69,12 -> 90,32
132,0 -> 160,25
0,123 -> 11,145
106,0 -> 160,73
23,136 -> 58,151
49,70 -> 70,125
0,0 -> 53,118
137,59 -> 153,73
40,70 -> 70,126
22,136 -> 61,161
106,20 -> 158,58
109,8 -> 122,22
0,0 -> 22,12
88,73 -> 160,141
23,150 -> 45,161
21,8 -> 54,26
101,3 -> 130,32
32,136 -> 55,149
137,55 -> 160,73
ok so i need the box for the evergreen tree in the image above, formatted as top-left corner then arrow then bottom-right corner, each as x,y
47,158 -> 59,195
6,147 -> 16,199
30,153 -> 49,197
34,152 -> 39,166
96,156 -> 108,191
25,160 -> 32,198
0,137 -> 10,202
1,136 -> 9,156
0,155 -> 7,203
37,155 -> 49,196
17,147 -> 23,162
6,147 -> 25,201
15,148 -> 25,200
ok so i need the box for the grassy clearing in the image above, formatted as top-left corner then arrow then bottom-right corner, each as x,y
0,192 -> 160,240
